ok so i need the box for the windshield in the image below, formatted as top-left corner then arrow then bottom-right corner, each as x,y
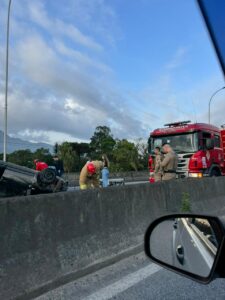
150,132 -> 198,154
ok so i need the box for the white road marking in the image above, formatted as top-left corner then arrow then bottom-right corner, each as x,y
83,263 -> 161,300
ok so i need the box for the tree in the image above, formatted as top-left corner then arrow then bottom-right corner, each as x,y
90,126 -> 116,159
135,138 -> 149,170
71,142 -> 91,170
6,148 -> 53,168
33,148 -> 53,166
112,139 -> 139,171
54,143 -> 59,155
58,142 -> 79,172
7,149 -> 34,168
71,142 -> 90,157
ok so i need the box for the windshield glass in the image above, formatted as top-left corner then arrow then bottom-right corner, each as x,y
150,132 -> 198,154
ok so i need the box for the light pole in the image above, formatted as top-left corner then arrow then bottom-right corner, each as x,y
3,0 -> 12,161
208,86 -> 225,124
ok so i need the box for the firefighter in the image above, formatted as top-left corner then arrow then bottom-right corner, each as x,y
154,147 -> 163,182
79,160 -> 103,190
160,143 -> 178,180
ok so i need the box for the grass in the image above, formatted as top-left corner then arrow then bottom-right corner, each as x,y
181,192 -> 191,212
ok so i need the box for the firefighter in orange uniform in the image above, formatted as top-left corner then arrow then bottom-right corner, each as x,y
79,160 -> 103,190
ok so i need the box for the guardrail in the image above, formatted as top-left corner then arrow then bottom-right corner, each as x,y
100,178 -> 125,186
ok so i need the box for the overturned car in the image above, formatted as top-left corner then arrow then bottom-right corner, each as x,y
0,160 -> 68,197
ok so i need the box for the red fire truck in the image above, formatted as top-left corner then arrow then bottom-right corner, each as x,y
148,121 -> 225,180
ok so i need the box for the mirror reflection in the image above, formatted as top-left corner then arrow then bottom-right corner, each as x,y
150,217 -> 221,277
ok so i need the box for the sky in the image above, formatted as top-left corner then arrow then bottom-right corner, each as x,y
0,0 -> 225,147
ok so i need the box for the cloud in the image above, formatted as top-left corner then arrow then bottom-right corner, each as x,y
185,77 -> 225,126
51,0 -> 120,48
166,47 -> 189,70
10,130 -> 51,143
28,1 -> 103,51
28,1 -> 51,29
53,39 -> 112,73
64,98 -> 85,114
0,25 -> 146,144
0,0 -> 146,145
1,0 -> 223,148
138,73 -> 193,124
135,70 -> 223,132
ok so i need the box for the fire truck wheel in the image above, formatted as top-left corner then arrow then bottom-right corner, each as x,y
210,169 -> 221,177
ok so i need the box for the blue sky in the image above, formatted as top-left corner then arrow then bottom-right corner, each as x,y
0,0 -> 224,146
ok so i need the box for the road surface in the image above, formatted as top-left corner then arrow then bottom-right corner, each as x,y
35,220 -> 224,300
35,252 -> 225,300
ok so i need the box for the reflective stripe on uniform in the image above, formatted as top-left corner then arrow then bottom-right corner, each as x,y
80,184 -> 87,190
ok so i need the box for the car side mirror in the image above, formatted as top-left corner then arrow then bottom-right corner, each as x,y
144,214 -> 225,283
206,139 -> 214,150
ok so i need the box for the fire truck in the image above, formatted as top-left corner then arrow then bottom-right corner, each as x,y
148,121 -> 225,180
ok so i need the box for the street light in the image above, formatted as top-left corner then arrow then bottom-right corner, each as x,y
208,86 -> 225,124
3,0 -> 12,162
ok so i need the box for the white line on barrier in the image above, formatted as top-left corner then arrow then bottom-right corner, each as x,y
83,263 -> 161,300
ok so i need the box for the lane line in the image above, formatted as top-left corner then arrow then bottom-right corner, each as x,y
83,263 -> 161,300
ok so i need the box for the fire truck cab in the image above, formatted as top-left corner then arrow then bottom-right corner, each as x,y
148,121 -> 225,179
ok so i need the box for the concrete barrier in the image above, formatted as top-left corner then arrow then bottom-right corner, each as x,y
1,177 -> 225,299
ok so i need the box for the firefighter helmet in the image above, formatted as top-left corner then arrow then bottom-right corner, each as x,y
87,162 -> 96,174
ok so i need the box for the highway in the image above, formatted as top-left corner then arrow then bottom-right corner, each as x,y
36,252 -> 225,300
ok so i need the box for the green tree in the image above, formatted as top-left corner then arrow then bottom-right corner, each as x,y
1,148 -> 53,169
33,148 -> 53,166
135,138 -> 149,170
112,139 -> 139,171
71,142 -> 90,157
90,126 -> 116,159
71,142 -> 91,170
7,149 -> 34,168
54,143 -> 59,155
59,142 -> 79,172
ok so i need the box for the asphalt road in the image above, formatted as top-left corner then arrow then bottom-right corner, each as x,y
35,252 -> 225,300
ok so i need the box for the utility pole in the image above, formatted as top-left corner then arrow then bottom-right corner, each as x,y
3,0 -> 12,161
